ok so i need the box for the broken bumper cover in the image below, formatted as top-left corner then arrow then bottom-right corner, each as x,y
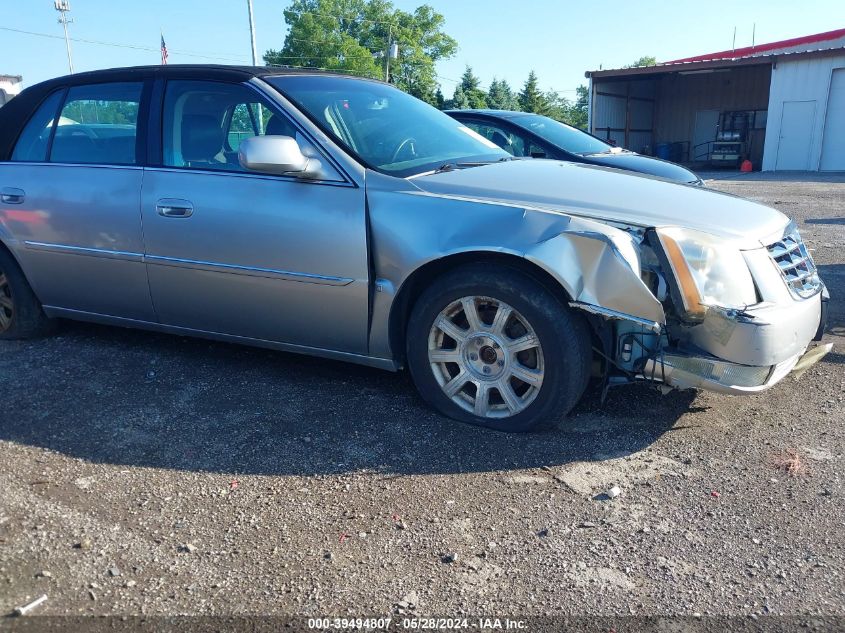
641,343 -> 833,395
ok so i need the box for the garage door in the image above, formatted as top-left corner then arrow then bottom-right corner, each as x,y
820,68 -> 845,171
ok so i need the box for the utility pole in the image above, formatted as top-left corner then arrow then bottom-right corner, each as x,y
54,0 -> 74,74
384,25 -> 398,82
246,0 -> 258,65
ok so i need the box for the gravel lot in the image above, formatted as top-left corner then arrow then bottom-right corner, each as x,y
1,174 -> 843,626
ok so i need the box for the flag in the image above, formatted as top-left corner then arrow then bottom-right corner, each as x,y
160,34 -> 169,65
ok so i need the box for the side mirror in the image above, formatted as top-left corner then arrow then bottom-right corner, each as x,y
238,135 -> 322,178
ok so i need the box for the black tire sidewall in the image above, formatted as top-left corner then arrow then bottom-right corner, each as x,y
0,247 -> 49,340
406,264 -> 591,432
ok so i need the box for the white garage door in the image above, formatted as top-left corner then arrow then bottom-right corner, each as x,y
820,68 -> 845,171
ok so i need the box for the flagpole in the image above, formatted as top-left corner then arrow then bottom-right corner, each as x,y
247,0 -> 258,65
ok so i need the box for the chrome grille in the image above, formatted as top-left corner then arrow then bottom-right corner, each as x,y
766,228 -> 822,299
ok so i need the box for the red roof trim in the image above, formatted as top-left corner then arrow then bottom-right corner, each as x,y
664,27 -> 845,64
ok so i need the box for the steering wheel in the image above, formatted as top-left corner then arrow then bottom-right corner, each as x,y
390,137 -> 417,163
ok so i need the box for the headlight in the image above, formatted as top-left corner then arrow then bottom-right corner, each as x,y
655,227 -> 757,321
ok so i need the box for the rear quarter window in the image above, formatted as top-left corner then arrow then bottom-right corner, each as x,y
10,90 -> 64,162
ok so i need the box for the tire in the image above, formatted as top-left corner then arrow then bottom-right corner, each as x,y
406,264 -> 592,432
0,246 -> 53,340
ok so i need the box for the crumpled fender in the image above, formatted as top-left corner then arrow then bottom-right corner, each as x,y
526,215 -> 665,326
365,171 -> 665,361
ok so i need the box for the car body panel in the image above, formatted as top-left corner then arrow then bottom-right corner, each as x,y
140,167 -> 370,353
0,163 -> 155,321
411,159 -> 788,247
578,151 -> 700,184
365,170 -> 665,360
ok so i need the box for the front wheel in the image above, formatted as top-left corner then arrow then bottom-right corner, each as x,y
406,265 -> 592,432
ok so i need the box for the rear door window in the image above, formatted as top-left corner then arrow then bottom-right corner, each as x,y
10,90 -> 64,162
50,82 -> 143,165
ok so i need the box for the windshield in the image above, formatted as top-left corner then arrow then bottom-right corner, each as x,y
511,114 -> 612,155
267,75 -> 509,177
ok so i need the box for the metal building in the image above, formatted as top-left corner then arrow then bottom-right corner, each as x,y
0,75 -> 22,107
585,29 -> 845,172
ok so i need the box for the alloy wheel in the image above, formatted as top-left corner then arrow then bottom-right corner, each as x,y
427,296 -> 545,418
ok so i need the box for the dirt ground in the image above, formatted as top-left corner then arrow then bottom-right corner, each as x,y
1,174 -> 843,628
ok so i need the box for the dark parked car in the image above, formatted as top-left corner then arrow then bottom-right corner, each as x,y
447,109 -> 702,185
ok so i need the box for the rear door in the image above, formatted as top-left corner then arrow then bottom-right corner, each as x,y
0,81 -> 154,321
140,79 -> 369,354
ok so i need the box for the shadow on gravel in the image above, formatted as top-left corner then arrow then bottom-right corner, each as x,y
0,318 -> 695,476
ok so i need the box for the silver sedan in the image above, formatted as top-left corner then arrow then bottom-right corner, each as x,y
0,66 -> 829,432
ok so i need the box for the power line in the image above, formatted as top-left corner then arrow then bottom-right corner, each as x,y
0,26 -> 252,63
4,23 -> 579,93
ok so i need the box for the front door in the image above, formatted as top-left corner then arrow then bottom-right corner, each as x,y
776,101 -> 816,170
140,79 -> 369,354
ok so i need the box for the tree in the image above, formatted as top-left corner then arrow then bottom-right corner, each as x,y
518,71 -> 550,115
568,84 -> 589,129
487,78 -> 517,110
264,0 -> 457,106
448,84 -> 470,109
458,66 -> 487,109
543,90 -> 561,117
625,55 -> 657,68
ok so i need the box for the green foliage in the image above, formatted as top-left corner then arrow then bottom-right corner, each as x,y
624,55 -> 657,68
434,87 -> 445,109
486,78 -> 516,110
448,85 -> 469,109
264,0 -> 457,106
456,66 -> 487,109
568,84 -> 589,129
518,71 -> 550,115
62,100 -> 138,125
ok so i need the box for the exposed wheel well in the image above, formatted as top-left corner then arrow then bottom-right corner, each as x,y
0,238 -> 22,269
388,251 -> 585,367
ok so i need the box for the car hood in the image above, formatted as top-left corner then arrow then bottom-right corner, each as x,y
581,151 -> 700,184
411,160 -> 787,248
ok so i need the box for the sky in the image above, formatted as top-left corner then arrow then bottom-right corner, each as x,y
2,0 -> 842,98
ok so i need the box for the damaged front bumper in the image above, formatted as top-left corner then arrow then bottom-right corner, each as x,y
636,289 -> 831,395
641,343 -> 832,395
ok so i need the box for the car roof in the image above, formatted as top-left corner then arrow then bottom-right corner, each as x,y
0,64 -> 380,161
31,63 -> 373,87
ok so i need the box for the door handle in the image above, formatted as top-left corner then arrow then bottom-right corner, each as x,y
1,187 -> 25,204
156,199 -> 193,218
